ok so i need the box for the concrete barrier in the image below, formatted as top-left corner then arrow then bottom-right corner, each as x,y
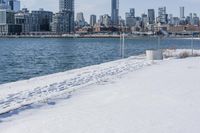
146,50 -> 163,60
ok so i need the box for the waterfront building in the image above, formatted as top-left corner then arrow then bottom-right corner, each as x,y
118,16 -> 125,27
102,14 -> 112,27
111,0 -> 119,26
0,9 -> 21,34
192,15 -> 200,26
148,9 -> 155,24
125,9 -> 137,27
171,17 -> 180,26
141,13 -> 148,25
58,0 -> 74,33
51,11 -> 74,34
90,15 -> 96,27
157,7 -> 168,24
31,8 -> 53,32
15,8 -> 32,33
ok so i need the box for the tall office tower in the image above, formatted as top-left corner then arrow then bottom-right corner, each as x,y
58,0 -> 74,33
8,0 -> 20,12
103,14 -> 112,27
158,7 -> 168,24
141,13 -> 148,25
76,12 -> 84,22
111,0 -> 119,26
90,15 -> 96,27
148,9 -> 155,24
76,12 -> 86,27
180,6 -> 185,19
0,0 -> 10,10
130,8 -> 135,17
98,15 -> 103,25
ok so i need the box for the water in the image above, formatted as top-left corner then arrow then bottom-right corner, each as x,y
0,37 -> 199,85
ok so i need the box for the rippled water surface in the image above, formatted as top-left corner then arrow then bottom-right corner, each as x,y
0,37 -> 199,84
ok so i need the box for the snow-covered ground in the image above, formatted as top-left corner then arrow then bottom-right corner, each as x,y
0,49 -> 200,133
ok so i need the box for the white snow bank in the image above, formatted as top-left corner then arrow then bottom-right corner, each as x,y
163,49 -> 200,58
0,55 -> 153,115
0,55 -> 200,133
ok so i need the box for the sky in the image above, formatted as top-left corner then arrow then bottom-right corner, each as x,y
20,0 -> 200,22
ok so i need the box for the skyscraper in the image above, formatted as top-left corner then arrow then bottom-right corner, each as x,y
125,9 -> 137,27
158,7 -> 168,24
59,0 -> 74,12
130,8 -> 135,17
111,0 -> 119,26
8,0 -> 20,12
58,0 -> 74,33
90,15 -> 96,27
76,12 -> 86,27
180,6 -> 185,19
148,9 -> 155,24
76,12 -> 85,22
0,0 -> 9,10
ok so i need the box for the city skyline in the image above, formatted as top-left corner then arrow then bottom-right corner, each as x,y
20,0 -> 200,21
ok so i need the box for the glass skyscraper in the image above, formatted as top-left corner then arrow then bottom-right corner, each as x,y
111,0 -> 119,26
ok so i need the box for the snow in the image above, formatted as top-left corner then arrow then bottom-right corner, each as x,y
0,49 -> 200,133
0,55 -> 152,115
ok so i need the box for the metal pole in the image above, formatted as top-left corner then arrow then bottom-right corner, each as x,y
120,33 -> 122,57
122,33 -> 125,58
191,33 -> 194,56
157,35 -> 161,50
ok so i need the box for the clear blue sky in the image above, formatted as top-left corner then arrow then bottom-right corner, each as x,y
21,0 -> 200,21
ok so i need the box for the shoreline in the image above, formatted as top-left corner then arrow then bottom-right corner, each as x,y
0,35 -> 199,39
1,51 -> 200,133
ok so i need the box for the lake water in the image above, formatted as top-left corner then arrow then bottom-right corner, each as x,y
0,37 -> 199,85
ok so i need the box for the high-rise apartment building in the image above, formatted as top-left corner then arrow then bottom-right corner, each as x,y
111,0 -> 119,26
158,7 -> 168,24
148,9 -> 155,24
57,0 -> 74,33
31,8 -> 53,32
59,0 -> 74,12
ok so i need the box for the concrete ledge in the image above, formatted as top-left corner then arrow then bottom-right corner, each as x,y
146,50 -> 163,60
